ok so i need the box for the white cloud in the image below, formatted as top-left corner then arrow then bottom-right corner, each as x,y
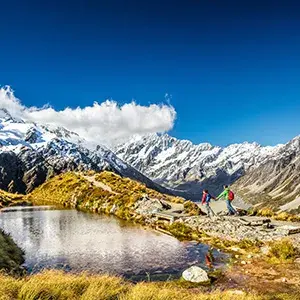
0,86 -> 176,145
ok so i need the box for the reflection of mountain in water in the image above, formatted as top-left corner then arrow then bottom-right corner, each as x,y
0,208 -> 227,275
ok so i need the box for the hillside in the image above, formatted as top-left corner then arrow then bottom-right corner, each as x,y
0,190 -> 28,208
26,171 -> 184,221
233,137 -> 300,213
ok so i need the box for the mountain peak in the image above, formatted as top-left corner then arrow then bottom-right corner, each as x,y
114,133 -> 299,199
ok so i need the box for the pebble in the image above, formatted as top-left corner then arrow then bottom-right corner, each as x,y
294,258 -> 300,264
231,247 -> 240,252
228,290 -> 245,295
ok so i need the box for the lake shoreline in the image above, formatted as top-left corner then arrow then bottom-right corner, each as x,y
1,171 -> 300,298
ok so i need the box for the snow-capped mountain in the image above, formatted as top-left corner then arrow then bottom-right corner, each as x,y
0,109 -> 171,194
115,133 -> 300,201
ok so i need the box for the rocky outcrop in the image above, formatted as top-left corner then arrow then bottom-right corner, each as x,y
134,196 -> 165,216
183,215 -> 300,242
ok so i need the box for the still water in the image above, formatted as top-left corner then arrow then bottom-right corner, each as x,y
0,207 -> 227,277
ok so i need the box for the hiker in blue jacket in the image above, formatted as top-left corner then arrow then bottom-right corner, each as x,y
201,189 -> 216,218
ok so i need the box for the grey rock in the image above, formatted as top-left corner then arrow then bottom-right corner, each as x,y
182,266 -> 209,283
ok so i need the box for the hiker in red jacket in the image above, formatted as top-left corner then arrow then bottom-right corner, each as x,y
201,189 -> 216,218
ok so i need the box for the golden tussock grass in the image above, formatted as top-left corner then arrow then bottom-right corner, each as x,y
24,171 -> 185,224
249,207 -> 300,222
94,171 -> 184,204
0,270 -> 289,300
0,190 -> 27,209
267,239 -> 297,263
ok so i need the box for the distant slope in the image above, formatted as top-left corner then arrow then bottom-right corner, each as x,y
232,137 -> 300,212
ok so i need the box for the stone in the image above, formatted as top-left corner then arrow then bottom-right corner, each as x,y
110,204 -> 117,214
228,290 -> 245,295
182,266 -> 209,283
231,247 -> 241,252
277,225 -> 300,235
135,196 -> 164,215
261,246 -> 270,255
241,261 -> 247,265
294,258 -> 300,264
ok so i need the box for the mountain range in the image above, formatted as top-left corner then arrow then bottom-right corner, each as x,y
0,108 -> 299,212
0,109 -> 169,195
115,133 -> 300,211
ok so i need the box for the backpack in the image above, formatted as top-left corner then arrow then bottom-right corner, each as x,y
206,193 -> 212,203
228,190 -> 234,201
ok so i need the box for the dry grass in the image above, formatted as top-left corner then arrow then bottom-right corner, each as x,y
25,171 -> 183,224
267,239 -> 297,263
183,201 -> 205,216
248,207 -> 300,222
0,190 -> 28,209
94,171 -> 184,204
0,270 -> 292,300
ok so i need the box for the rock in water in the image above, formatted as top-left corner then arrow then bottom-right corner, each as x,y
182,266 -> 209,283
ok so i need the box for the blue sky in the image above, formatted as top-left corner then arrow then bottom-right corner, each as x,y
0,0 -> 300,146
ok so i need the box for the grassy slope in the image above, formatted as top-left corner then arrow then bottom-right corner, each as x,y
0,270 -> 295,300
25,171 -> 184,221
0,190 -> 28,209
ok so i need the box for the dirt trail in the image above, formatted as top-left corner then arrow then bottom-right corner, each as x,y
81,174 -> 118,194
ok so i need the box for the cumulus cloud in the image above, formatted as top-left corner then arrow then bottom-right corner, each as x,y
0,86 -> 176,145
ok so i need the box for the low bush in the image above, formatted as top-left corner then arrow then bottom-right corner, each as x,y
183,201 -> 204,216
268,239 -> 297,262
0,229 -> 24,273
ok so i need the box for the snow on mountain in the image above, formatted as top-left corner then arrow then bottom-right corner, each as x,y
114,133 -> 296,200
0,110 -> 171,195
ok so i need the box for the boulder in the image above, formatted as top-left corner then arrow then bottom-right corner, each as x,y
182,266 -> 209,283
135,196 -> 164,215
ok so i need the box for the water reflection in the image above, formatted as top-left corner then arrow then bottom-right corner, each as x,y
0,208 -> 227,276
